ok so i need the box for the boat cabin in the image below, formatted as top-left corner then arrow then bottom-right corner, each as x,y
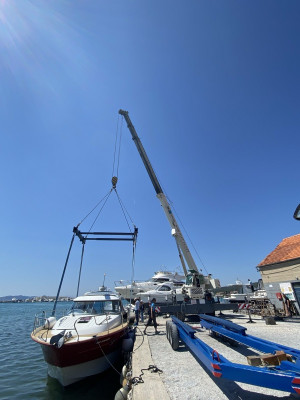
69,293 -> 123,316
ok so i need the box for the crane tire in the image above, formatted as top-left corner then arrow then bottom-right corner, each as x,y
170,322 -> 179,350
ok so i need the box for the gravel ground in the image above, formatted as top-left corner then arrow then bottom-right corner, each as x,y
145,312 -> 300,400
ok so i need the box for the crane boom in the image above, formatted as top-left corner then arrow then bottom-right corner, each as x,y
119,109 -> 201,278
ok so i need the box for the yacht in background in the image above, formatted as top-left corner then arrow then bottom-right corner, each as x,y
114,269 -> 185,299
138,282 -> 185,304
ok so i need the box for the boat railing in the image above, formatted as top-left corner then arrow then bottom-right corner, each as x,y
33,311 -> 46,333
32,309 -> 68,334
33,309 -> 126,343
71,313 -> 115,341
114,280 -> 144,287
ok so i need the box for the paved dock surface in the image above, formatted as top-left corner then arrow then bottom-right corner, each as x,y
131,312 -> 300,400
131,327 -> 170,400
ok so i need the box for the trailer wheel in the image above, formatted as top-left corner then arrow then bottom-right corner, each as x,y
170,322 -> 179,350
166,320 -> 171,342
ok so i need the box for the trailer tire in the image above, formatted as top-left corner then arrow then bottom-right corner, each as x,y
166,320 -> 169,341
170,322 -> 179,350
166,320 -> 171,342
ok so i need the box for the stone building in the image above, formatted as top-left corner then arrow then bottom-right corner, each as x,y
257,234 -> 300,314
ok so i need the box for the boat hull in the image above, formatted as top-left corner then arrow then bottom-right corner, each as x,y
33,325 -> 128,386
46,347 -> 121,386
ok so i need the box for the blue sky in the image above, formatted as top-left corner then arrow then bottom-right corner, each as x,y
1,1 -> 300,297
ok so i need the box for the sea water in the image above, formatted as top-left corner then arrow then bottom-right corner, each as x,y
0,302 -> 121,400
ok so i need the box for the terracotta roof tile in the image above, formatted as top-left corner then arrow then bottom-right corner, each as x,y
258,234 -> 300,267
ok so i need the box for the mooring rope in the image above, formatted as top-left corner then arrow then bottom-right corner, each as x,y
132,326 -> 145,352
131,365 -> 163,386
96,340 -> 122,376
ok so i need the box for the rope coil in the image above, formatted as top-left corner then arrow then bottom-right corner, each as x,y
131,365 -> 163,386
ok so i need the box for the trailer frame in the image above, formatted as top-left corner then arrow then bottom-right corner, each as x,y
167,315 -> 300,394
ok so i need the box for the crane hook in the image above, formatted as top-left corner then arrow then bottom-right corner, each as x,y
112,176 -> 118,189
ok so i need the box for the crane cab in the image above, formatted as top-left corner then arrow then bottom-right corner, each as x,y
183,270 -> 206,299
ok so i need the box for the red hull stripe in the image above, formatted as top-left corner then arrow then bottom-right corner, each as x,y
212,371 -> 222,378
41,328 -> 127,368
292,378 -> 300,384
211,363 -> 221,370
292,387 -> 300,394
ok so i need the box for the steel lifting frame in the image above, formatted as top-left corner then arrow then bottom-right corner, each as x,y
171,315 -> 300,394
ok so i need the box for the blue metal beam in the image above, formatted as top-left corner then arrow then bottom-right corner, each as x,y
199,315 -> 300,359
171,316 -> 300,394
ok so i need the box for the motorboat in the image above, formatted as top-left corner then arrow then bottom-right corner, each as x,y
114,269 -> 185,299
223,292 -> 250,303
249,289 -> 268,301
215,280 -> 256,303
30,173 -> 139,386
138,282 -> 185,305
31,288 -> 131,386
222,288 -> 268,304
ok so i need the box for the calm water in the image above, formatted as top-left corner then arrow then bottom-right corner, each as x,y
0,302 -> 121,400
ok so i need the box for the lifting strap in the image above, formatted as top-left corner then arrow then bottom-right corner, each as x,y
52,114 -> 137,308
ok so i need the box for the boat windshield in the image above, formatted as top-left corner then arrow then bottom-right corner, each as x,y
121,298 -> 130,308
152,278 -> 169,283
68,300 -> 121,315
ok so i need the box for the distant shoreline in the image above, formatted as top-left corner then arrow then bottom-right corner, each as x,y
0,297 -> 72,303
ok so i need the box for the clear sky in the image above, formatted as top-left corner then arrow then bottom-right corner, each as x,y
1,0 -> 300,297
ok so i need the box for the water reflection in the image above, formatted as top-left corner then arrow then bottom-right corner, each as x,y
0,302 -> 122,400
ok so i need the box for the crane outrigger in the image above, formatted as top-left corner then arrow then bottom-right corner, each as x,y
119,109 -> 213,301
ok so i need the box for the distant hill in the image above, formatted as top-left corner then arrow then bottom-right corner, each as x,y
0,295 -> 34,301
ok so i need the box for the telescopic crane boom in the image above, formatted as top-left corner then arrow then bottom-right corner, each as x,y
119,110 -> 207,298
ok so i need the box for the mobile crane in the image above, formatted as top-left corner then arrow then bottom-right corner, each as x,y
119,109 -> 213,301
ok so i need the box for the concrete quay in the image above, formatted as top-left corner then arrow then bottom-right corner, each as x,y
131,312 -> 300,400
131,324 -> 170,400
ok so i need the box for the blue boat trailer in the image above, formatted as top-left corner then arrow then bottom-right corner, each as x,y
167,314 -> 300,394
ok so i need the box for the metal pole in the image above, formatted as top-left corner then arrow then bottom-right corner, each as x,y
76,243 -> 85,297
52,233 -> 75,316
246,303 -> 255,323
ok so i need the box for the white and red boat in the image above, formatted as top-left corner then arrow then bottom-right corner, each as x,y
31,288 -> 131,386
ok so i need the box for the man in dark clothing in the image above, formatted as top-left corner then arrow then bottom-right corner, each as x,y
134,297 -> 140,325
140,300 -> 144,323
248,279 -> 254,292
144,298 -> 158,335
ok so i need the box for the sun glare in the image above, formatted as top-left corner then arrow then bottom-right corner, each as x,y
0,0 -> 8,23
0,0 -> 90,92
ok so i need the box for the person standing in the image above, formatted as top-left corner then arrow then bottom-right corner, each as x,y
134,297 -> 140,325
248,279 -> 254,292
140,300 -> 144,323
144,298 -> 158,335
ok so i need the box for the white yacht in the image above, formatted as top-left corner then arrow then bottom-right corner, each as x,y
139,282 -> 185,304
114,269 -> 185,299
